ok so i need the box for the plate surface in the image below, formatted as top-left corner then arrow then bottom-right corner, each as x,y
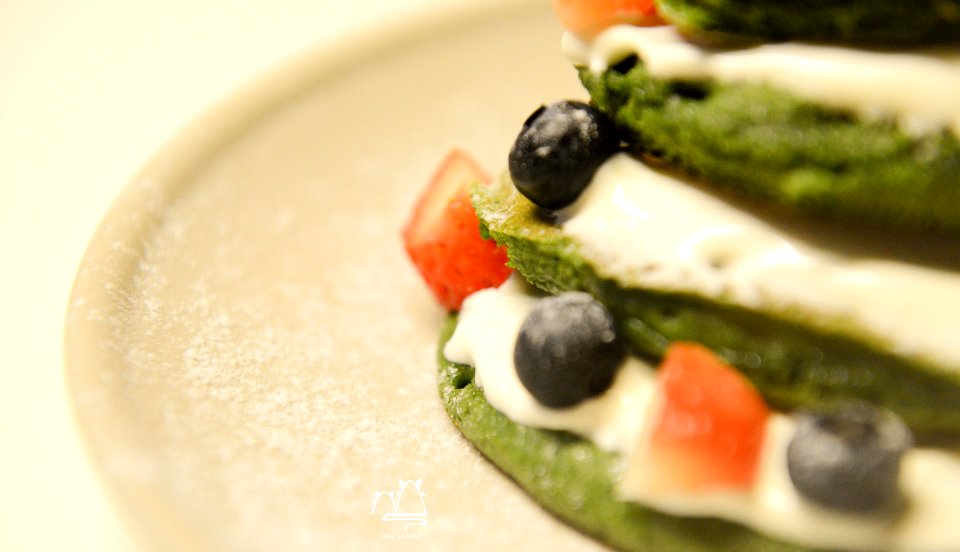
65,1 -> 600,550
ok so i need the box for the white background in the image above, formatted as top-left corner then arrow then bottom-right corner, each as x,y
0,0 -> 466,549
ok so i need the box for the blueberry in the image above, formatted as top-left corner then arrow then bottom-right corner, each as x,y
514,292 -> 625,409
787,402 -> 913,513
508,100 -> 621,210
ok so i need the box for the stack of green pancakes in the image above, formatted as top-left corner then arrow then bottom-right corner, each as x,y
440,2 -> 960,551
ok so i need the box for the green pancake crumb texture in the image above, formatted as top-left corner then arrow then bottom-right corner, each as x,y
472,175 -> 960,438
579,61 -> 960,234
655,0 -> 960,43
438,317 -> 817,552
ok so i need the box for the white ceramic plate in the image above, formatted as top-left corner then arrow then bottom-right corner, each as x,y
64,1 -> 602,550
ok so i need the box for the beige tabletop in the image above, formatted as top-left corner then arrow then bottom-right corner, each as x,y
0,1 -> 456,549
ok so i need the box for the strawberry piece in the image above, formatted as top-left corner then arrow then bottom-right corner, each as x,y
552,0 -> 662,37
403,149 -> 512,311
644,343 -> 770,492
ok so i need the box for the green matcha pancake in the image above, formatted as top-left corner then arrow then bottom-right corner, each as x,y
566,25 -> 960,233
654,0 -> 960,43
577,62 -> 960,233
471,165 -> 960,438
438,319 -> 821,552
440,277 -> 960,551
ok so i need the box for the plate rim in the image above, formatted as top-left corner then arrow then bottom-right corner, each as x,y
63,0 -> 544,548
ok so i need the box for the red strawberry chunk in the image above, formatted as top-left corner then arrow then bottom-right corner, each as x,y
552,0 -> 662,37
403,149 -> 512,311
644,343 -> 770,493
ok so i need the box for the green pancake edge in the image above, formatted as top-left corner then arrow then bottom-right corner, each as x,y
578,60 -> 960,234
472,174 -> 960,438
438,316 -> 820,552
654,0 -> 960,43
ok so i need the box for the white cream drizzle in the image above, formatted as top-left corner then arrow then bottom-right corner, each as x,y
444,278 -> 960,552
560,154 -> 960,369
563,25 -> 960,136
